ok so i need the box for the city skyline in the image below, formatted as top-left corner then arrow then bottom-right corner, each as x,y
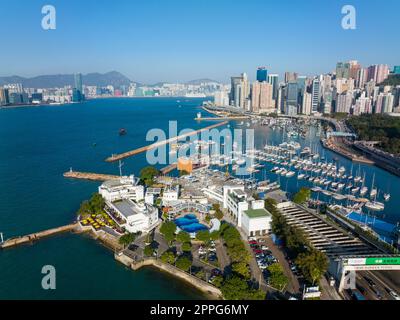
1,0 -> 400,83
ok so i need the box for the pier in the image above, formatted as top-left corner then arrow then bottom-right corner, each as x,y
0,223 -> 81,249
63,170 -> 120,181
105,121 -> 228,162
160,163 -> 177,175
194,116 -> 249,121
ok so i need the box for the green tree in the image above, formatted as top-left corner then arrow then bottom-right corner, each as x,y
140,166 -> 160,186
176,231 -> 191,244
181,242 -> 191,252
232,261 -> 251,279
221,275 -> 264,300
118,233 -> 136,248
211,275 -> 224,288
196,230 -> 210,243
160,221 -> 176,245
160,251 -> 175,264
296,249 -> 328,285
144,245 -> 154,257
267,263 -> 288,291
210,230 -> 220,241
175,256 -> 192,272
293,187 -> 311,204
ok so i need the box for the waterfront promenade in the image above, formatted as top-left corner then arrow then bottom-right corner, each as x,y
0,223 -> 83,249
115,253 -> 222,299
63,170 -> 120,181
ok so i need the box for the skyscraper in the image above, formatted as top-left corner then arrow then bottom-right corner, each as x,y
301,92 -> 312,115
393,66 -> 400,74
336,62 -> 350,79
251,81 -> 273,113
267,74 -> 279,101
73,73 -> 84,102
367,64 -> 389,84
229,73 -> 250,109
286,81 -> 298,115
311,78 -> 320,113
256,67 -> 268,82
284,72 -> 298,83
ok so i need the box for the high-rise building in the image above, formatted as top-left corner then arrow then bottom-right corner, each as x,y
229,73 -> 250,109
322,89 -> 333,114
0,88 -> 9,105
214,90 -> 229,106
311,78 -> 320,113
336,91 -> 353,113
336,62 -> 350,79
284,72 -> 298,83
356,68 -> 368,89
251,81 -> 273,113
353,93 -> 372,115
72,73 -> 84,102
349,60 -> 361,80
267,74 -> 279,101
367,64 -> 389,84
301,92 -> 312,115
375,93 -> 394,114
393,66 -> 400,74
256,67 -> 268,82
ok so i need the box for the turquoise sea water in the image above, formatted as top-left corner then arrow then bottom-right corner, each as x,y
0,97 -> 399,299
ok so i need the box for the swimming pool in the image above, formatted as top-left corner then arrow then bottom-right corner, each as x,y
174,214 -> 208,233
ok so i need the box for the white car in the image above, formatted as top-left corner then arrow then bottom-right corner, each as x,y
390,290 -> 400,300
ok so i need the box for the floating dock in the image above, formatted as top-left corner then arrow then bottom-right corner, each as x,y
0,223 -> 81,249
63,170 -> 120,181
105,121 -> 228,163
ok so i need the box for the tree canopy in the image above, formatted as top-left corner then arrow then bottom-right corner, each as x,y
220,275 -> 265,300
267,263 -> 288,291
293,187 -> 311,204
347,114 -> 400,155
295,249 -> 328,285
160,221 -> 176,244
175,256 -> 192,272
140,166 -> 160,186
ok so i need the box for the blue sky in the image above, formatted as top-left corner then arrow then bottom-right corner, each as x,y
0,0 -> 399,83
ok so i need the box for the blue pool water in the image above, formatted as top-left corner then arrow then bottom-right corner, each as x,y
174,214 -> 208,233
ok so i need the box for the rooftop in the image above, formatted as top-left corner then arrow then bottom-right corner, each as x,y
245,208 -> 270,219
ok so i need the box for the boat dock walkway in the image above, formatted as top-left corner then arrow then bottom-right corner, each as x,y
105,121 -> 228,163
63,170 -> 120,181
160,163 -> 177,175
0,223 -> 81,249
194,116 -> 249,121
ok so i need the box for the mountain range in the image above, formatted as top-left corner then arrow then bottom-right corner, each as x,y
0,71 -> 133,89
0,72 -> 221,89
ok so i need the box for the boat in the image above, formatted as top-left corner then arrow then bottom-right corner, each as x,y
369,173 -> 377,199
286,171 -> 295,178
351,187 -> 360,194
119,128 -> 127,136
360,186 -> 368,196
384,193 -> 391,201
297,173 -> 305,180
365,201 -> 385,211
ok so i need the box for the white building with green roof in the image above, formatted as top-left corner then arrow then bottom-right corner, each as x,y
241,207 -> 272,237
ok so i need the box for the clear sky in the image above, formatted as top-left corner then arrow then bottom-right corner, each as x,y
0,0 -> 399,83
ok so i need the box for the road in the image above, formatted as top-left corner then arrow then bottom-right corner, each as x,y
352,271 -> 400,300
